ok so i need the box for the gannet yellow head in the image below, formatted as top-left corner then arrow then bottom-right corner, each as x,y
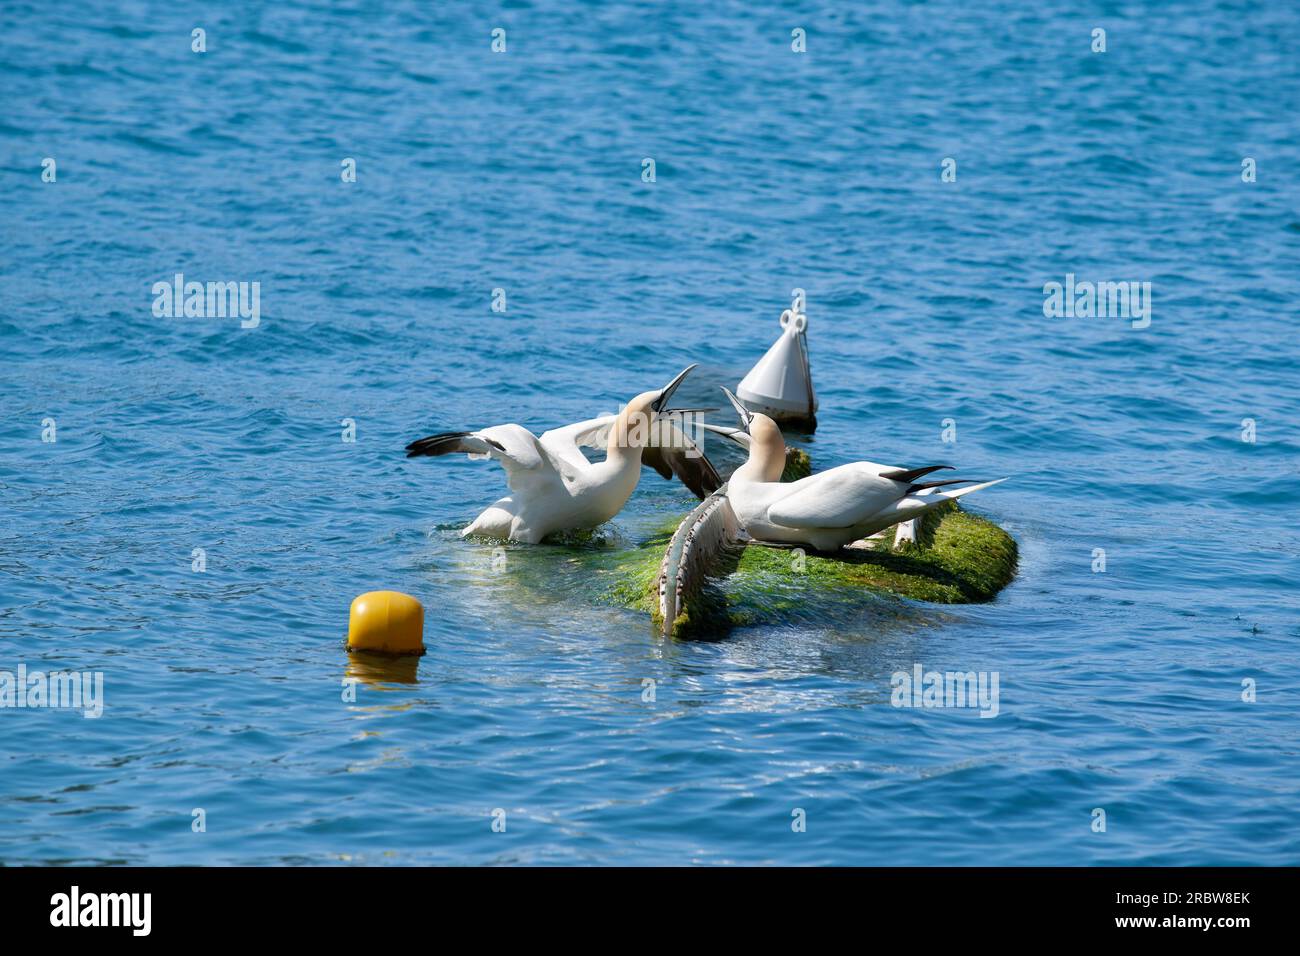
608,364 -> 698,455
721,387 -> 786,482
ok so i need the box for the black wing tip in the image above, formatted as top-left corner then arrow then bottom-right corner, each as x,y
880,464 -> 954,483
405,431 -> 504,458
405,430 -> 471,457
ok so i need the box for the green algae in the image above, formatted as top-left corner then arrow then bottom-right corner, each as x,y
603,520 -> 675,614
781,447 -> 812,482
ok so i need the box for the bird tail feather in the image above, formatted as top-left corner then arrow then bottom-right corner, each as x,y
866,477 -> 1009,532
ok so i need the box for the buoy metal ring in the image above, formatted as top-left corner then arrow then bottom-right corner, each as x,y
780,308 -> 808,333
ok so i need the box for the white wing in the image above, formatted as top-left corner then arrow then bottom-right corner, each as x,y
541,414 -> 721,499
766,462 -> 909,530
538,416 -> 613,472
406,424 -> 572,495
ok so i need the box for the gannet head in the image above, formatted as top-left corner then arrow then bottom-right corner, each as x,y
608,364 -> 698,454
721,387 -> 786,482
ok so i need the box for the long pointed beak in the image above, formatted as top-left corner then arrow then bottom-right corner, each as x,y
720,386 -> 753,432
657,406 -> 718,417
650,364 -> 697,413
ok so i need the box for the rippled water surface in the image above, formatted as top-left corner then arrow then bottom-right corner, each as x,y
2,0 -> 1298,864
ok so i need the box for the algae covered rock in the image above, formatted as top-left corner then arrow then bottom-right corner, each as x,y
731,501 -> 1018,607
595,444 -> 1017,638
619,494 -> 1017,638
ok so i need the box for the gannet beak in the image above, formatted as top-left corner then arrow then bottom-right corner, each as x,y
720,386 -> 753,432
650,364 -> 698,413
658,406 -> 718,417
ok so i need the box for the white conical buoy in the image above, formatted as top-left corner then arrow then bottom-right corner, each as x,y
735,307 -> 818,430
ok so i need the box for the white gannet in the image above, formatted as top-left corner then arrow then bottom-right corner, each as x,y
705,388 -> 1006,552
404,365 -> 721,543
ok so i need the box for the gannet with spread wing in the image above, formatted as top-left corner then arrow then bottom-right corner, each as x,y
405,366 -> 720,543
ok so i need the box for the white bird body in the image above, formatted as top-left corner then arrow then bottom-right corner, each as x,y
710,389 -> 1006,552
729,461 -> 1004,552
406,368 -> 719,544
455,420 -> 646,543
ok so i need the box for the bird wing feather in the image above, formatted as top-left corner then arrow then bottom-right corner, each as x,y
766,462 -> 906,530
541,414 -> 721,499
538,416 -> 612,472
406,424 -> 567,496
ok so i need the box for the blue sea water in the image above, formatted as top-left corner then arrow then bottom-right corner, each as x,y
2,0 -> 1298,865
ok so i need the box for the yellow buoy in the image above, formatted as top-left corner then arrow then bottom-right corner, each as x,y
347,590 -> 425,656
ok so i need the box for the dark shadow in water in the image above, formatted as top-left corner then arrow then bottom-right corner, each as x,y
345,652 -> 421,687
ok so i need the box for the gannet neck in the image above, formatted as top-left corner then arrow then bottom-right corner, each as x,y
735,413 -> 786,483
605,390 -> 659,460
